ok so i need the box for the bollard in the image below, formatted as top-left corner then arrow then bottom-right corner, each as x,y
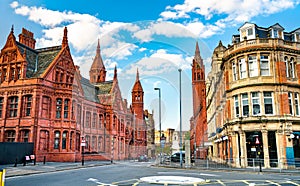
14,158 -> 18,167
43,156 -> 46,165
0,169 -> 6,186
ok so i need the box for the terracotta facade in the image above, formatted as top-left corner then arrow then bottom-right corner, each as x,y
206,22 -> 300,169
0,26 -> 147,162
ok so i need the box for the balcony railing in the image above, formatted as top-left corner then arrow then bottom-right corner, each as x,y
226,38 -> 300,56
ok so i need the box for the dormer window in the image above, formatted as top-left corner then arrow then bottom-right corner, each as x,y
273,29 -> 278,38
247,28 -> 253,36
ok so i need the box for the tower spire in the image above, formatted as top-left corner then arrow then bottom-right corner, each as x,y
62,27 -> 68,48
113,65 -> 117,80
89,39 -> 106,84
136,68 -> 139,82
194,41 -> 203,67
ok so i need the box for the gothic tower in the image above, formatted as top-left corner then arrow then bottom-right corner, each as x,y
191,41 -> 207,159
89,39 -> 106,84
131,69 -> 144,121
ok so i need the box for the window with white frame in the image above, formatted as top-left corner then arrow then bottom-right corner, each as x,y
260,55 -> 270,76
241,93 -> 249,117
249,55 -> 258,77
285,56 -> 289,77
289,58 -> 295,78
232,62 -> 237,81
273,29 -> 278,38
251,92 -> 260,115
263,92 -> 274,115
295,93 -> 300,116
288,92 -> 293,115
234,95 -> 239,117
239,58 -> 247,79
247,28 -> 253,36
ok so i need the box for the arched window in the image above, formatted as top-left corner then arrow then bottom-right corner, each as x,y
39,130 -> 49,151
54,131 -> 60,149
42,96 -> 51,118
284,56 -> 289,77
289,58 -> 295,78
62,131 -> 67,149
56,98 -> 62,118
64,99 -> 69,119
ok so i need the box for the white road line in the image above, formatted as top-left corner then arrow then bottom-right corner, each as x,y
286,180 -> 300,186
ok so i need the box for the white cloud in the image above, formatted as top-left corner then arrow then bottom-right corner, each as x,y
10,1 -> 19,9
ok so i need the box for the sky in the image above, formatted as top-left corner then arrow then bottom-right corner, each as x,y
0,0 -> 300,131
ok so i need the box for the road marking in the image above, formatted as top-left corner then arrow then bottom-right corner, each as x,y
217,180 -> 226,186
199,173 -> 220,177
286,180 -> 300,186
266,180 -> 280,186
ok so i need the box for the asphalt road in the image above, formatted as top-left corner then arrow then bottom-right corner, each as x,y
5,161 -> 300,186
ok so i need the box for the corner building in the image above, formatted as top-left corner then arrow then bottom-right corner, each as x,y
207,22 -> 300,169
0,26 -> 147,162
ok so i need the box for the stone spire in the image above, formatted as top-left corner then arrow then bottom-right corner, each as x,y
113,65 -> 117,81
136,68 -> 139,82
89,39 -> 106,83
194,41 -> 203,67
62,27 -> 68,48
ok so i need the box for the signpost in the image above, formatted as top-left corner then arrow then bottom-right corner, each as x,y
81,137 -> 86,166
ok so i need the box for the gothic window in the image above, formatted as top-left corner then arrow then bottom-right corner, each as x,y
19,130 -> 30,142
22,95 -> 32,117
54,131 -> 60,149
10,67 -> 15,81
241,93 -> 249,117
99,114 -> 103,129
92,136 -> 96,151
62,131 -> 67,149
263,92 -> 274,115
288,92 -> 293,115
248,55 -> 258,77
98,136 -> 102,152
60,73 -> 64,82
251,92 -> 260,115
42,96 -> 51,118
260,55 -> 270,76
0,97 -> 3,118
76,133 -> 80,151
64,99 -> 69,119
92,113 -> 97,128
86,112 -> 91,128
77,104 -> 82,124
17,67 -> 21,79
5,130 -> 16,142
85,135 -> 90,150
71,100 -> 76,120
56,98 -> 62,118
239,58 -> 247,79
70,131 -> 74,150
39,130 -> 49,151
3,68 -> 7,81
8,96 -> 18,118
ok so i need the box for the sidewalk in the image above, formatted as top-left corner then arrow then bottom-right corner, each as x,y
0,161 -> 112,177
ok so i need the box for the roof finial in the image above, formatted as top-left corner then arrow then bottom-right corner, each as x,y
11,25 -> 14,33
97,38 -> 100,53
62,27 -> 68,48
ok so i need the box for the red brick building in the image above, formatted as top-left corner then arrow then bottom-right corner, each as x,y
0,26 -> 147,162
190,42 -> 208,159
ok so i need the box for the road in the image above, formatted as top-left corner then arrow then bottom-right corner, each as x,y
5,161 -> 300,186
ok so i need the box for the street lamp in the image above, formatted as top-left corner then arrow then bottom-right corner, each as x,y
178,68 -> 183,168
154,87 -> 162,164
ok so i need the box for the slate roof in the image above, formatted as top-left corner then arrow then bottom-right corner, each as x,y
95,81 -> 113,94
80,77 -> 100,102
16,42 -> 61,78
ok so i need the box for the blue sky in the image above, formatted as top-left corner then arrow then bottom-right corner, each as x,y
0,0 -> 300,131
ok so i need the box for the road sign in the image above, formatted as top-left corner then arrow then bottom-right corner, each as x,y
81,139 -> 86,147
160,136 -> 166,148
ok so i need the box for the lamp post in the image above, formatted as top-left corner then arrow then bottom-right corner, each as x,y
154,87 -> 162,164
178,68 -> 183,168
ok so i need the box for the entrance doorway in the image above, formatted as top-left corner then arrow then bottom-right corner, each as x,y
246,132 -> 263,166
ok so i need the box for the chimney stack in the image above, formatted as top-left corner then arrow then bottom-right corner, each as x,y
18,28 -> 36,49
